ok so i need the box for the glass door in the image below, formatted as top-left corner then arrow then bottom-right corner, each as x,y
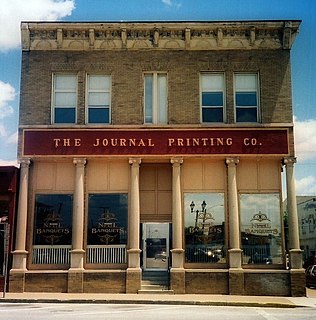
142,223 -> 169,271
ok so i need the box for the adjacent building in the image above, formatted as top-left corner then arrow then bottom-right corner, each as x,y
0,166 -> 19,292
10,20 -> 304,296
296,196 -> 316,266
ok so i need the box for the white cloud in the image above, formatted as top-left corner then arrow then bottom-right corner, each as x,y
0,81 -> 15,119
294,117 -> 316,162
162,0 -> 181,8
162,0 -> 172,5
0,124 -> 7,137
295,175 -> 316,196
0,159 -> 18,167
0,0 -> 75,51
7,131 -> 18,145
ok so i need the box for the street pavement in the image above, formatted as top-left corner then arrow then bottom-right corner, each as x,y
1,288 -> 316,308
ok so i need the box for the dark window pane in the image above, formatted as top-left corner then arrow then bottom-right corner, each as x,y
236,92 -> 257,106
236,107 -> 258,122
202,107 -> 223,122
144,76 -> 153,123
202,92 -> 223,106
34,194 -> 73,245
88,107 -> 109,123
87,194 -> 128,245
55,107 -> 75,123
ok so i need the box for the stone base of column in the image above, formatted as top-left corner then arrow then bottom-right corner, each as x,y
290,269 -> 306,297
171,248 -> 184,268
170,268 -> 185,294
68,270 -> 84,293
289,249 -> 303,269
70,249 -> 85,269
127,248 -> 141,268
126,267 -> 142,293
228,249 -> 242,268
229,268 -> 244,295
11,250 -> 28,270
8,270 -> 26,293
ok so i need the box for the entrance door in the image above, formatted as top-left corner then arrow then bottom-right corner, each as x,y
142,223 -> 169,271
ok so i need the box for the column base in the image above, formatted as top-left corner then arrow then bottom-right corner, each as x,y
171,248 -> 184,268
170,268 -> 185,294
289,249 -> 303,269
68,269 -> 84,293
126,267 -> 142,293
229,268 -> 244,295
127,248 -> 141,268
228,248 -> 242,268
9,269 -> 26,293
70,249 -> 85,269
290,269 -> 306,297
11,250 -> 28,271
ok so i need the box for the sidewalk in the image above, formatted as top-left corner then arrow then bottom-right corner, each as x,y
2,291 -> 316,308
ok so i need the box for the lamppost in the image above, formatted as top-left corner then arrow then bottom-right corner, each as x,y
190,200 -> 218,234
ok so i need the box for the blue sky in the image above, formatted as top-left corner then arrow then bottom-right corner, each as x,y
0,0 -> 315,195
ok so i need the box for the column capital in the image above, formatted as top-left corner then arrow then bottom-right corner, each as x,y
73,158 -> 87,166
225,157 -> 239,166
170,157 -> 183,166
283,156 -> 297,166
129,158 -> 141,166
18,158 -> 31,168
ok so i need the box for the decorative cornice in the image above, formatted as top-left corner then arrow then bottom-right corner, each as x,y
21,20 -> 300,52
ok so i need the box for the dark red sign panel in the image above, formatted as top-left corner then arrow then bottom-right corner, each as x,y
23,128 -> 289,157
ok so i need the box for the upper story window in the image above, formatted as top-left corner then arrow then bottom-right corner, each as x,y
234,73 -> 259,123
201,73 -> 225,123
52,74 -> 77,124
86,75 -> 111,124
144,73 -> 168,124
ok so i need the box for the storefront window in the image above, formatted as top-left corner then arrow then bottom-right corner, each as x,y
32,194 -> 73,265
34,194 -> 73,246
87,194 -> 128,246
240,193 -> 283,265
184,193 -> 226,263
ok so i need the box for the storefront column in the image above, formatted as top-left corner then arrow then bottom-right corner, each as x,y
283,157 -> 305,296
126,158 -> 142,293
226,157 -> 243,295
170,158 -> 185,293
68,158 -> 86,293
283,157 -> 302,258
226,157 -> 242,267
10,158 -> 31,292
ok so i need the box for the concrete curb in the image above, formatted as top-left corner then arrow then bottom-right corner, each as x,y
0,294 -> 306,308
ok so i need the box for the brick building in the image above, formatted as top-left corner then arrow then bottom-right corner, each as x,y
10,20 -> 304,296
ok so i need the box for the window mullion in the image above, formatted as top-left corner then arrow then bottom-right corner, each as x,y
152,73 -> 158,124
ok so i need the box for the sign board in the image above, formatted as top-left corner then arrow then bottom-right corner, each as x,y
23,128 -> 289,157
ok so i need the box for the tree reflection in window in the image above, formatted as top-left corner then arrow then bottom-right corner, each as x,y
240,193 -> 283,265
184,193 -> 226,264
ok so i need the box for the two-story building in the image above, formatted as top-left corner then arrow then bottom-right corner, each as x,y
10,20 -> 304,296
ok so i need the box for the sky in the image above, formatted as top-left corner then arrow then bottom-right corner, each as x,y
0,0 -> 315,196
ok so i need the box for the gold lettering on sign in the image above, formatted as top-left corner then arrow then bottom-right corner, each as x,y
92,138 -> 155,147
54,138 -> 81,148
168,137 -> 233,147
243,138 -> 262,146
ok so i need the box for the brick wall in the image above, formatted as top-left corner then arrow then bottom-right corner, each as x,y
19,50 -> 292,126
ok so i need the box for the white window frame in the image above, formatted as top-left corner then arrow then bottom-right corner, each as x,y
85,74 -> 112,124
51,73 -> 77,124
234,73 -> 260,123
200,72 -> 226,123
144,72 -> 168,125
